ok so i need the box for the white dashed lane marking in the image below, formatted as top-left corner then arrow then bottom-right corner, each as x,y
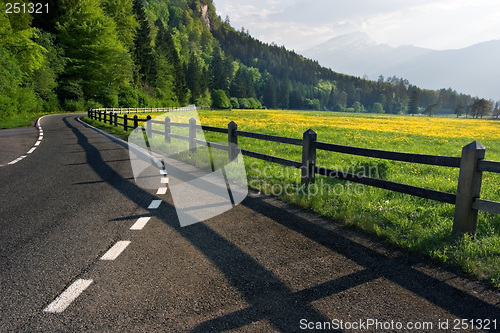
148,200 -> 162,209
100,241 -> 131,261
156,187 -> 168,195
43,279 -> 93,313
130,217 -> 151,231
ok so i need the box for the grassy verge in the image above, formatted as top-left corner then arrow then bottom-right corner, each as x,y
0,112 -> 51,129
82,116 -> 135,140
82,110 -> 500,287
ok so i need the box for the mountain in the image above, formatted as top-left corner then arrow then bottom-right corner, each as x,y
303,32 -> 500,101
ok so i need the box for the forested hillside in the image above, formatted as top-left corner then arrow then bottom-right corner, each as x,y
1,0 -> 495,123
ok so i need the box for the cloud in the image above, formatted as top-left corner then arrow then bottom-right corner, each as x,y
213,0 -> 500,51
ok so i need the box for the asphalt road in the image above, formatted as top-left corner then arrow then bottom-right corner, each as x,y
1,113 -> 499,332
0,126 -> 40,167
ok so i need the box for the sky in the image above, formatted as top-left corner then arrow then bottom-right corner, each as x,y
212,0 -> 500,52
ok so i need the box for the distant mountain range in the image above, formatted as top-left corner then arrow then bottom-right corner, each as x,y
303,32 -> 500,101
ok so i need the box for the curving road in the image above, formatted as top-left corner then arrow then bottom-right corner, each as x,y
1,114 -> 499,332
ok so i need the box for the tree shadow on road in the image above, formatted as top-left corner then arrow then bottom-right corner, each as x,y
69,116 -> 500,332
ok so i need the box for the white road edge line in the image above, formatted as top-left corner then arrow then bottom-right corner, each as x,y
161,177 -> 169,184
43,279 -> 93,313
148,200 -> 162,209
130,217 -> 151,230
100,241 -> 131,260
2,116 -> 47,167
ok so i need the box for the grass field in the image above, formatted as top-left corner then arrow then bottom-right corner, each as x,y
83,109 -> 500,287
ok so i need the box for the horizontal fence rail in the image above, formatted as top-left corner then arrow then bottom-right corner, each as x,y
240,149 -> 303,168
314,142 -> 461,168
91,105 -> 196,114
315,166 -> 457,204
478,160 -> 500,173
88,108 -> 500,236
235,130 -> 303,146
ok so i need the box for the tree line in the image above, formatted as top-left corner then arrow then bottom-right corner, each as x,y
1,0 -> 498,124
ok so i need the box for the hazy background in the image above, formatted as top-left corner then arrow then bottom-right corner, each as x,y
213,0 -> 500,51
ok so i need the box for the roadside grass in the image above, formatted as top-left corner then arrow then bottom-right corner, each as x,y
82,110 -> 500,287
0,111 -> 50,129
82,116 -> 135,140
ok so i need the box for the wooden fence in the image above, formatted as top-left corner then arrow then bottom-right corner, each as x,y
91,105 -> 196,114
88,109 -> 500,236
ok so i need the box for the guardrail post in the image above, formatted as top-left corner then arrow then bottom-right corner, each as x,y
453,141 -> 485,236
189,117 -> 197,152
146,115 -> 152,139
301,129 -> 317,187
165,117 -> 171,143
123,114 -> 128,130
228,121 -> 238,161
133,115 -> 138,129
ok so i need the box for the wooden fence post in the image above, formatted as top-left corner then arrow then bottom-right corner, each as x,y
98,110 -> 102,122
453,141 -> 485,236
123,114 -> 128,131
301,129 -> 317,187
228,121 -> 238,161
165,117 -> 171,143
133,115 -> 138,129
114,112 -> 117,126
146,115 -> 152,139
189,117 -> 196,152
104,111 -> 108,124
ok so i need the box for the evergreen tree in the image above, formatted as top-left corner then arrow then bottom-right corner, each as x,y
408,89 -> 419,115
327,88 -> 336,111
230,67 -> 246,98
263,76 -> 277,109
154,19 -> 188,104
186,53 -> 203,103
277,77 -> 290,109
209,45 -> 233,92
133,0 -> 156,86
